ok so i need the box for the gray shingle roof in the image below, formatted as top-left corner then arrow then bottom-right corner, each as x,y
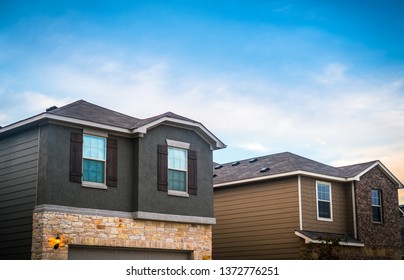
213,152 -> 377,185
48,100 -> 140,129
48,100 -> 200,130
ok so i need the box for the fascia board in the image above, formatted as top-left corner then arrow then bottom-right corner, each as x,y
0,113 -> 46,134
214,171 -> 350,188
133,116 -> 226,150
350,161 -> 403,188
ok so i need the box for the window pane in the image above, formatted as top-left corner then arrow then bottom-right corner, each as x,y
372,206 -> 381,222
371,190 -> 381,206
317,183 -> 330,201
318,201 -> 331,219
83,159 -> 104,183
168,147 -> 187,171
168,170 -> 186,191
83,135 -> 106,160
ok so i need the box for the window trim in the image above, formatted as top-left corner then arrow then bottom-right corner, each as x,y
166,139 -> 190,195
82,132 -> 107,188
371,189 -> 383,223
316,181 -> 333,222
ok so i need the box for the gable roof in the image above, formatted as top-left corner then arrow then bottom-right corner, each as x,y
48,100 -> 140,129
0,100 -> 226,150
213,152 -> 402,188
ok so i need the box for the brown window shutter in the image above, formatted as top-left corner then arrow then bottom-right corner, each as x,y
69,132 -> 83,183
157,144 -> 168,192
106,138 -> 118,187
188,149 -> 197,195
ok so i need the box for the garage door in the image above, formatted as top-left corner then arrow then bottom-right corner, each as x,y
68,246 -> 192,260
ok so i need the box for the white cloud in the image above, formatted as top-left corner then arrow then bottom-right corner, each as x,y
6,51 -> 403,182
21,91 -> 72,112
236,142 -> 271,153
311,62 -> 347,85
0,113 -> 8,123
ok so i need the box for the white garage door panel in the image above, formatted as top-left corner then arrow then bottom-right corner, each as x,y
68,246 -> 191,260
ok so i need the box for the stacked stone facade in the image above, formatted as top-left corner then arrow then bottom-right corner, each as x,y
32,210 -> 212,260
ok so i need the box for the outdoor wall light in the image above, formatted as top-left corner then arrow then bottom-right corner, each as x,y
49,233 -> 65,250
54,234 -> 61,249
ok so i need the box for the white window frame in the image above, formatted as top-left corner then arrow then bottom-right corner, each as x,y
166,139 -> 190,197
81,130 -> 108,189
371,189 -> 382,223
316,181 -> 333,221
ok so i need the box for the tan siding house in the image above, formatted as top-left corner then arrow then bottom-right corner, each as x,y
213,177 -> 301,259
213,152 -> 402,260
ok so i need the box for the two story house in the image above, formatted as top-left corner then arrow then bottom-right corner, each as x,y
0,100 -> 225,260
212,152 -> 402,259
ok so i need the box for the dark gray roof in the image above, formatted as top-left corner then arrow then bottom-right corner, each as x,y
213,152 -> 378,185
48,100 -> 140,129
48,100 -> 200,130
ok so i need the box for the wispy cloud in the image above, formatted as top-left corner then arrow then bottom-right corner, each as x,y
311,62 -> 348,85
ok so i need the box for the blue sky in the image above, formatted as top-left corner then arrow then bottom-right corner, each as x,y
1,1 -> 403,201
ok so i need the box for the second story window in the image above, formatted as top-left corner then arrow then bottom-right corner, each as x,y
168,147 -> 187,192
371,189 -> 382,222
157,139 -> 197,196
316,181 -> 332,221
83,134 -> 106,183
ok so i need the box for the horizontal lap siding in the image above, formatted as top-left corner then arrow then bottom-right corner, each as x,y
213,177 -> 300,260
0,129 -> 39,259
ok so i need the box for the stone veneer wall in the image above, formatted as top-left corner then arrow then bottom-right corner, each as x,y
32,210 -> 212,260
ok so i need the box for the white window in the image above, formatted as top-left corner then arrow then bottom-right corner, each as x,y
82,134 -> 106,184
316,181 -> 332,221
168,147 -> 187,192
371,189 -> 382,222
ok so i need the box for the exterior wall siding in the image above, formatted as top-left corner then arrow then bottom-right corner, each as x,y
0,128 -> 39,259
213,177 -> 300,259
32,209 -> 212,260
301,176 -> 354,235
355,166 -> 401,249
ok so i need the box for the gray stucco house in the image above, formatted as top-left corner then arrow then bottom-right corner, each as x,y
0,100 -> 225,260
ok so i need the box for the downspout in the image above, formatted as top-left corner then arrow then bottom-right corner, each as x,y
351,181 -> 357,239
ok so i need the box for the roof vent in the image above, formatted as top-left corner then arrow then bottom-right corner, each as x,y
46,105 -> 58,112
260,167 -> 270,173
249,158 -> 258,163
214,164 -> 223,169
232,161 -> 240,166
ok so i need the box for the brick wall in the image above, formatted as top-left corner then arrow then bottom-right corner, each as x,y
32,211 -> 212,260
355,166 -> 401,249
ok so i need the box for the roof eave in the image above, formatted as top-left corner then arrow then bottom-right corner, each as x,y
294,231 -> 364,247
214,170 -> 352,188
0,113 -> 134,136
350,161 -> 403,189
132,116 -> 226,150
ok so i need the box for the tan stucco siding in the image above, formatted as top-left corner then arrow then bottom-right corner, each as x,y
301,176 -> 353,235
213,177 -> 300,259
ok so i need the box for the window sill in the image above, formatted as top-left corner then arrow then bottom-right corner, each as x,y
168,190 -> 189,198
317,217 -> 333,222
82,181 -> 108,190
